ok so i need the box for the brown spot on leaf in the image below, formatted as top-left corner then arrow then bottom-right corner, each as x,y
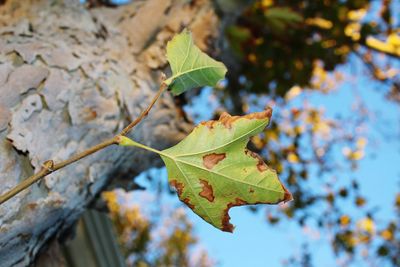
200,108 -> 272,129
221,198 -> 248,232
218,112 -> 236,129
199,179 -> 215,202
182,197 -> 195,209
249,188 -> 254,193
220,185 -> 293,232
203,153 -> 226,169
245,149 -> 268,172
170,179 -> 184,197
257,162 -> 268,172
200,120 -> 216,129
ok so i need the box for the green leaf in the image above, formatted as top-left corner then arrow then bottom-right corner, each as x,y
264,7 -> 303,32
264,7 -> 303,23
160,108 -> 292,232
164,30 -> 227,95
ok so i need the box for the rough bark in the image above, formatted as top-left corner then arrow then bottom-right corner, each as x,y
0,0 -> 220,266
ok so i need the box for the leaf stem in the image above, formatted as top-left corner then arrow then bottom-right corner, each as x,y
0,82 -> 168,205
116,136 -> 168,157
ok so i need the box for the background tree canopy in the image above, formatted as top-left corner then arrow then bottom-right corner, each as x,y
103,0 -> 400,266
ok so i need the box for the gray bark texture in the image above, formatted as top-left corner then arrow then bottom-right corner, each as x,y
0,0 -> 220,266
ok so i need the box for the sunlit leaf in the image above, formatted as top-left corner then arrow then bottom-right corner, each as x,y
164,30 -> 227,95
287,153 -> 300,163
159,109 -> 292,232
305,17 -> 333,29
357,217 -> 375,234
340,215 -> 351,226
380,229 -> 393,241
347,9 -> 367,21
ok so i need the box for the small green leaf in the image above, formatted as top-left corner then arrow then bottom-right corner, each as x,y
160,108 -> 292,232
164,30 -> 227,95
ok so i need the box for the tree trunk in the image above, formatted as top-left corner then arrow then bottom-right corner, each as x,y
0,0 -> 220,266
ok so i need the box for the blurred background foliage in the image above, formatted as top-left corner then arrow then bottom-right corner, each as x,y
224,0 -> 399,101
102,190 -> 213,267
95,0 -> 400,266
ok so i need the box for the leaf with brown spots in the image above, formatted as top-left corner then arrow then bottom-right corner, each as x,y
159,108 -> 292,232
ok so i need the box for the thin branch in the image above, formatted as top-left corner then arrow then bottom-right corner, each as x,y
0,138 -> 117,204
0,82 -> 168,205
120,82 -> 167,136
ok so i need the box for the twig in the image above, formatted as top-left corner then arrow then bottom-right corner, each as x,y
0,83 -> 168,205
120,82 -> 167,136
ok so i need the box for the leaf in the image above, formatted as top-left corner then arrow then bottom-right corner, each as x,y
164,30 -> 227,95
160,108 -> 292,232
264,7 -> 303,24
264,7 -> 303,32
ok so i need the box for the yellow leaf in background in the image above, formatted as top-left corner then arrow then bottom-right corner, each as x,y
287,153 -> 299,163
356,137 -> 367,148
358,233 -> 371,243
251,135 -> 265,149
357,218 -> 375,234
380,229 -> 393,241
285,85 -> 302,100
294,125 -> 305,135
340,215 -> 351,226
313,121 -> 331,136
248,53 -> 257,63
305,17 -> 333,29
355,197 -> 366,207
322,39 -> 336,48
388,33 -> 400,46
347,9 -> 367,21
351,150 -> 364,160
261,0 -> 274,8
366,36 -> 400,57
345,23 -> 361,41
374,68 -> 387,80
350,150 -> 364,161
266,130 -> 279,141
342,147 -> 364,160
125,206 -> 148,229
102,191 -> 120,215
335,45 -> 350,55
348,235 -> 358,246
